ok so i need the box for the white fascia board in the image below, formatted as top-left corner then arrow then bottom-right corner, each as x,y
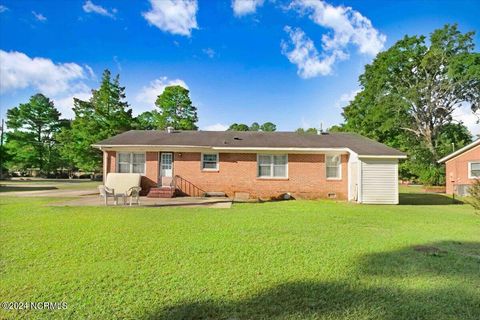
93,145 -> 353,154
358,155 -> 407,159
91,145 -> 213,152
93,144 -> 405,157
212,147 -> 351,154
437,139 -> 480,163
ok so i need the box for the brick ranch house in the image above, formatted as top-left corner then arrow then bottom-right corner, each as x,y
438,139 -> 480,196
93,130 -> 407,204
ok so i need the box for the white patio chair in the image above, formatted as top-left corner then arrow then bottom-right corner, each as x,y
126,186 -> 142,206
99,173 -> 142,206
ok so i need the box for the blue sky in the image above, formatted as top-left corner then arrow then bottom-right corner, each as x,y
0,0 -> 479,134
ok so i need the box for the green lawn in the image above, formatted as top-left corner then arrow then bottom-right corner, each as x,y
1,194 -> 479,319
0,179 -> 100,193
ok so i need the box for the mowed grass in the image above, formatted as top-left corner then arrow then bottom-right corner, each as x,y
0,179 -> 100,193
0,195 -> 479,319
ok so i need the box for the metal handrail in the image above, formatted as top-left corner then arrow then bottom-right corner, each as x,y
171,175 -> 206,197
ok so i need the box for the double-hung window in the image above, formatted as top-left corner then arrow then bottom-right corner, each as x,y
202,153 -> 219,170
117,152 -> 145,174
258,154 -> 288,178
469,162 -> 480,179
326,155 -> 341,179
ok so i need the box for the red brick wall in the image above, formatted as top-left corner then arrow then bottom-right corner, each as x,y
103,151 -> 116,182
173,152 -> 349,200
445,145 -> 480,195
104,151 -> 349,199
142,152 -> 159,193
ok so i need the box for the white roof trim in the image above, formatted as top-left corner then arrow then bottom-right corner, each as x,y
93,144 -> 406,158
359,155 -> 407,159
212,147 -> 351,153
438,139 -> 480,163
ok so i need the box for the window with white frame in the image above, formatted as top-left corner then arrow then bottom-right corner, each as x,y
469,162 -> 480,178
258,154 -> 288,178
117,152 -> 145,174
202,153 -> 219,170
326,155 -> 341,179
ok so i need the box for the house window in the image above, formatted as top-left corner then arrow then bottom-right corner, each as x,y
326,155 -> 341,179
117,152 -> 145,174
469,162 -> 480,179
202,153 -> 219,170
258,154 -> 288,178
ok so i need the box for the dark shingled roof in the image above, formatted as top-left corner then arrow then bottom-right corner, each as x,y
94,130 -> 406,156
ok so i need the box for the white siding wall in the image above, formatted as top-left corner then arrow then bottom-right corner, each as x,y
360,159 -> 399,204
348,152 -> 359,201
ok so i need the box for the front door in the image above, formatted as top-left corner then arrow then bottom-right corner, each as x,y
160,152 -> 173,186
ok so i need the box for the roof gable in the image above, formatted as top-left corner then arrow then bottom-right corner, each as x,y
438,139 -> 480,163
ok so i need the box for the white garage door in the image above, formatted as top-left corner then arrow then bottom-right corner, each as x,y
361,159 -> 399,204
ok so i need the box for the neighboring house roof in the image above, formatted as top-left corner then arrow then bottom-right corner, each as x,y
438,139 -> 480,163
93,130 -> 406,157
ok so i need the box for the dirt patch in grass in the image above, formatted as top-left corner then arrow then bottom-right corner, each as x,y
413,245 -> 447,256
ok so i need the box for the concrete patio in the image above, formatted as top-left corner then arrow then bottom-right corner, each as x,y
1,181 -> 232,208
50,195 -> 232,208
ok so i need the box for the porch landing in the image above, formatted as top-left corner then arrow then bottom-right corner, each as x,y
50,195 -> 232,208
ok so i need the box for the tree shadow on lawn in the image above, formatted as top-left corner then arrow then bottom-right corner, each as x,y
356,240 -> 480,278
399,192 -> 463,205
143,241 -> 480,320
0,186 -> 58,193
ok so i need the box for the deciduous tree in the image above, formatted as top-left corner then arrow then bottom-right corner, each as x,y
341,24 -> 478,184
260,122 -> 277,132
228,123 -> 250,131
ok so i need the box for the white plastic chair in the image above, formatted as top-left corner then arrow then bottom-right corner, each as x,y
98,173 -> 142,206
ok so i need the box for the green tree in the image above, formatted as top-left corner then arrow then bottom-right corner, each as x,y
249,122 -> 260,131
228,123 -> 250,131
260,122 -> 277,132
58,70 -> 133,173
155,85 -> 198,130
134,111 -> 158,130
341,24 -> 478,184
228,122 -> 278,132
296,127 -> 318,134
468,179 -> 480,212
5,94 -> 66,174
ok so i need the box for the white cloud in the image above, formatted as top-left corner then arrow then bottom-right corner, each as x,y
281,26 -> 347,78
142,0 -> 198,36
53,87 -> 92,119
0,50 -> 87,96
232,0 -> 264,16
82,0 -> 116,18
113,55 -> 122,71
84,64 -> 96,79
289,0 -> 386,56
202,48 -> 216,58
136,77 -> 189,107
283,0 -> 386,78
32,11 -> 47,21
453,103 -> 480,136
0,5 -> 8,13
203,123 -> 229,131
335,89 -> 360,108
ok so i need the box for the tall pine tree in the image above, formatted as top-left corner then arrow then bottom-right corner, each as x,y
58,70 -> 133,173
5,94 -> 66,174
154,85 -> 198,130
